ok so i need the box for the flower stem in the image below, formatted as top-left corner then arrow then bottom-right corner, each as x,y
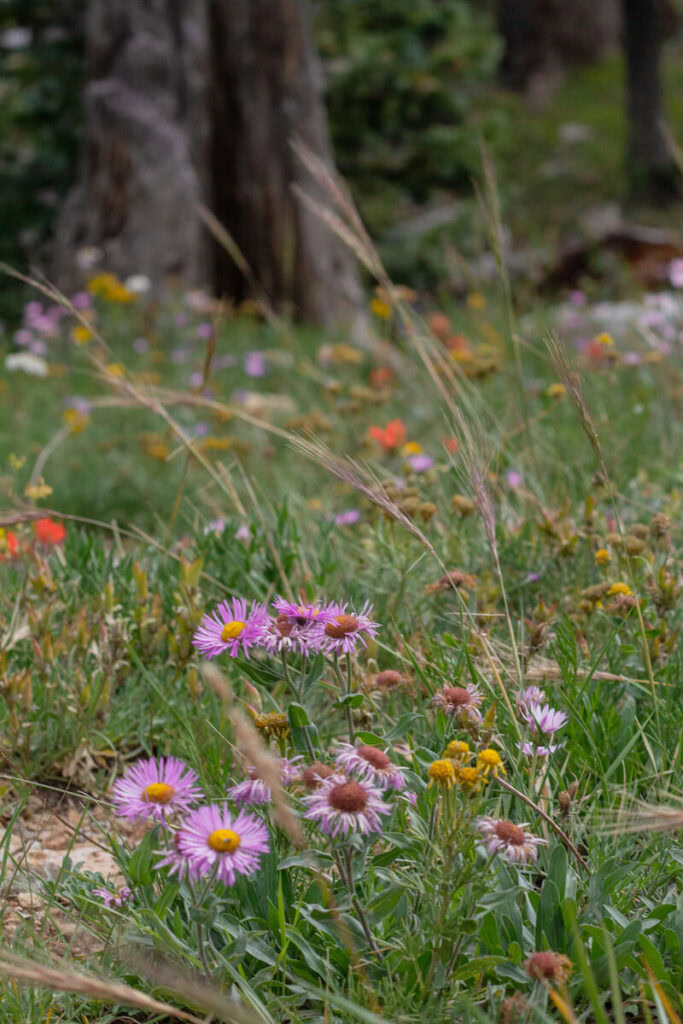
342,846 -> 382,958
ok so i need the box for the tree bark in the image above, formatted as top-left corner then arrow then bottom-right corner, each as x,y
56,0 -> 364,329
497,0 -> 620,99
622,0 -> 681,201
208,0 -> 363,326
55,0 -> 212,289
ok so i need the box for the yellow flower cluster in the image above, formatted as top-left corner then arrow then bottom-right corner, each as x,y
87,273 -> 134,304
428,744 -> 505,794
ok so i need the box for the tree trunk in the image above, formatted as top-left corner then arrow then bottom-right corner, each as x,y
55,0 -> 212,289
208,0 -> 364,326
622,0 -> 681,202
56,0 -> 364,329
497,0 -> 620,100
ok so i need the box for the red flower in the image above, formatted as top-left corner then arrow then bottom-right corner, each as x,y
369,419 -> 406,451
369,366 -> 394,391
34,518 -> 66,545
427,313 -> 451,343
0,530 -> 19,560
446,334 -> 470,353
442,437 -> 459,454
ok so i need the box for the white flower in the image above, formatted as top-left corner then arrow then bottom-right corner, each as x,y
5,352 -> 48,377
124,274 -> 152,294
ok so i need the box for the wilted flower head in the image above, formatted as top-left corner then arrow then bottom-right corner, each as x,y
300,762 -> 335,789
476,817 -> 547,864
434,683 -> 483,722
93,885 -> 133,909
323,601 -> 379,655
302,773 -> 391,837
193,597 -> 269,659
524,951 -> 573,984
253,711 -> 290,740
112,756 -> 203,823
335,742 -> 406,790
177,804 -> 269,885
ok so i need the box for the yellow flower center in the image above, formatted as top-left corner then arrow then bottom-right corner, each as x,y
607,582 -> 631,597
142,782 -> 176,805
457,766 -> 481,792
221,620 -> 246,642
207,828 -> 241,853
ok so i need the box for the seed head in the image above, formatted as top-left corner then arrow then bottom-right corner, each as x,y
523,951 -> 572,984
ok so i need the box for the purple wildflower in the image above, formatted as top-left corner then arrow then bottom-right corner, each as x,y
228,757 -> 302,806
177,805 -> 270,885
334,509 -> 361,527
523,703 -> 568,736
112,756 -> 202,823
335,742 -> 406,790
407,454 -> 434,473
93,885 -> 133,909
193,597 -> 269,659
302,773 -> 391,838
263,597 -> 335,656
476,817 -> 547,864
322,601 -> 379,655
244,351 -> 267,377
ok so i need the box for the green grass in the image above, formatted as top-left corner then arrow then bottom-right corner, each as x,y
0,265 -> 680,1023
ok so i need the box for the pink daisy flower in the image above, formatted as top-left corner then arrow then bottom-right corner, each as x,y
262,597 -> 335,655
516,685 -> 545,715
302,773 -> 391,837
112,756 -> 202,823
335,742 -> 406,790
433,682 -> 483,722
322,601 -> 379,655
93,885 -> 133,908
193,597 -> 269,659
155,831 -> 197,881
476,817 -> 547,865
228,757 -> 302,806
517,741 -> 558,757
523,703 -> 568,736
177,804 -> 270,885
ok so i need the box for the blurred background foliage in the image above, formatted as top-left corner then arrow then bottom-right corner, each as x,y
1,0 -> 683,321
0,1 -> 84,319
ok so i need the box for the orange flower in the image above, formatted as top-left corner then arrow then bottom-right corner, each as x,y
427,313 -> 451,343
369,366 -> 394,390
34,518 -> 66,545
446,333 -> 470,353
369,419 -> 406,451
442,436 -> 459,454
0,529 -> 19,560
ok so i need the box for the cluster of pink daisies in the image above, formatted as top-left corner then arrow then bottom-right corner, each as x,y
98,742 -> 412,903
192,596 -> 379,659
110,756 -> 269,888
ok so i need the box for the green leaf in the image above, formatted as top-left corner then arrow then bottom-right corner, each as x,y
333,692 -> 364,709
288,702 -> 311,727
